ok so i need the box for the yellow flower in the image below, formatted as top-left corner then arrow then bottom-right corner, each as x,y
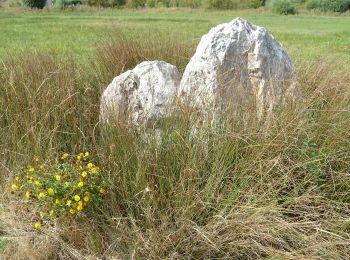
55,175 -> 61,181
77,155 -> 82,160
38,192 -> 46,199
27,176 -> 33,184
78,181 -> 84,188
64,182 -> 70,187
69,209 -> 76,214
83,152 -> 89,159
15,176 -> 20,182
99,187 -> 105,194
87,163 -> 94,169
77,202 -> 83,211
48,188 -> 55,196
61,153 -> 69,160
66,200 -> 72,206
81,171 -> 87,178
91,167 -> 98,174
35,181 -> 41,187
74,195 -> 81,202
25,191 -> 30,199
49,210 -> 54,216
11,184 -> 19,191
83,196 -> 89,202
34,223 -> 41,230
55,199 -> 60,205
28,166 -> 35,173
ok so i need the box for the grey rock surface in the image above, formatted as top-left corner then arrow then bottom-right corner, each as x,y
100,60 -> 180,126
178,17 -> 299,116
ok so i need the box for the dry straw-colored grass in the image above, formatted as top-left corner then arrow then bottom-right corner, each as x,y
1,32 -> 350,259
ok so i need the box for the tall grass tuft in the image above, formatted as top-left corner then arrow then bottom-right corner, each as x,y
1,33 -> 350,258
92,31 -> 194,84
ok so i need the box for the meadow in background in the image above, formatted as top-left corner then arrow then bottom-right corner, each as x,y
0,8 -> 350,259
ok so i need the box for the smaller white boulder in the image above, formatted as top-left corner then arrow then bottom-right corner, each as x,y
100,61 -> 180,127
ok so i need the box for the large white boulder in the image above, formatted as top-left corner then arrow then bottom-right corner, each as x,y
100,61 -> 180,127
179,17 -> 299,117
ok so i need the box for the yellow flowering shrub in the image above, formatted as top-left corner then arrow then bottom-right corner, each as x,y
10,152 -> 106,230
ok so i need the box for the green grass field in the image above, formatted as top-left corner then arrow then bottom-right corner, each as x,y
1,8 -> 350,259
1,9 -> 350,65
0,239 -> 12,253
